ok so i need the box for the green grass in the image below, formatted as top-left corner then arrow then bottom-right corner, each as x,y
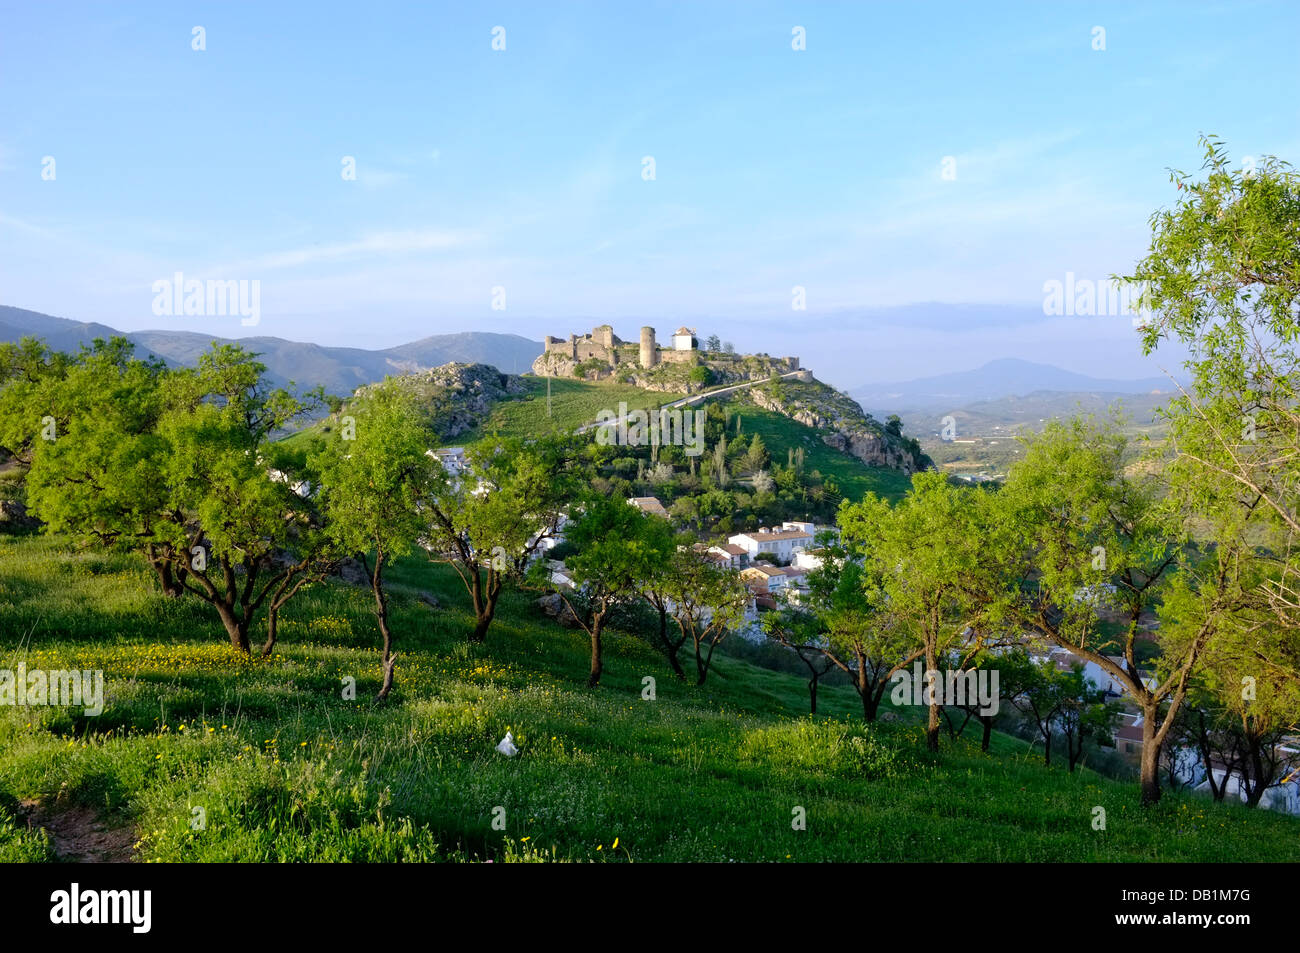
454,376 -> 686,445
2,532 -> 1294,862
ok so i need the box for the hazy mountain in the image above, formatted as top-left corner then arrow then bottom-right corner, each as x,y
0,305 -> 171,364
853,357 -> 1180,414
0,306 -> 543,397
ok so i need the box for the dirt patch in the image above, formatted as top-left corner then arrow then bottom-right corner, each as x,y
21,799 -> 135,863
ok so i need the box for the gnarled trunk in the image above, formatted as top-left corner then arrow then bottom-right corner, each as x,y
152,558 -> 186,598
216,603 -> 251,654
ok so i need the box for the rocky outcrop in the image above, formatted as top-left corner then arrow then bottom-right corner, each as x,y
821,430 -> 918,473
744,379 -> 928,474
352,362 -> 526,441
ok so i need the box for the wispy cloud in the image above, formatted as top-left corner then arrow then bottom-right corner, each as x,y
213,228 -> 483,274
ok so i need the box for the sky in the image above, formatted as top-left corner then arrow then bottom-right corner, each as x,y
1,1 -> 1297,391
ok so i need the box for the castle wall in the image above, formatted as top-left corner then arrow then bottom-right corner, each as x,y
658,350 -> 696,365
575,342 -> 616,363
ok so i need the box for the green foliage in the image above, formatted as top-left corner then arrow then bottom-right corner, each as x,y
314,379 -> 438,563
1124,135 -> 1300,687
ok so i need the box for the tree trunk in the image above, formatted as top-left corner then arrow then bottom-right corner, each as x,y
216,604 -> 251,654
468,567 -> 495,643
471,592 -> 497,643
371,551 -> 396,700
587,615 -> 604,688
1139,709 -> 1162,806
1068,734 -> 1082,772
658,608 -> 686,679
808,676 -> 819,714
695,636 -> 720,686
1196,713 -> 1228,800
980,716 -> 993,752
153,558 -> 185,598
261,605 -> 279,658
925,643 -> 940,752
1243,735 -> 1271,808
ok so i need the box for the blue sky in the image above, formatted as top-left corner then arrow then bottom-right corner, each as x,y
1,1 -> 1297,389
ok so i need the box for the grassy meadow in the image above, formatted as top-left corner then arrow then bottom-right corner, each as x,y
2,531 -> 1296,863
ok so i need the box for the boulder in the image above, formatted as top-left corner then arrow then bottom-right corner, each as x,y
537,592 -> 582,627
0,500 -> 40,532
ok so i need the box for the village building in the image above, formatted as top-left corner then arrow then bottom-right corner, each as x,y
628,496 -> 670,519
707,543 -> 749,570
728,522 -> 817,562
432,447 -> 469,475
793,548 -> 828,571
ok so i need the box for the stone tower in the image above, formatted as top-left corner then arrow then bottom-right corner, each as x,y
639,326 -> 658,368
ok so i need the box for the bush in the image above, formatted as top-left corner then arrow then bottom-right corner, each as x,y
688,366 -> 713,387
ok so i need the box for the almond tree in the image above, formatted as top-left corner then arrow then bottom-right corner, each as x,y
423,434 -> 577,643
151,345 -> 326,653
560,500 -> 674,687
765,555 -> 924,723
657,548 -> 750,685
16,338 -> 190,596
1183,619 -> 1300,806
991,415 -> 1242,805
838,471 -> 990,750
0,336 -> 76,466
1121,137 -> 1300,780
314,379 -> 439,699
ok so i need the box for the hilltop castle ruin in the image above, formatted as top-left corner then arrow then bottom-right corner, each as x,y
539,324 -> 701,370
531,324 -> 800,389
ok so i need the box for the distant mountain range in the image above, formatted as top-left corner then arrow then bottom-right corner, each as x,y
2,307 -> 1185,421
0,306 -> 543,397
852,357 -> 1181,415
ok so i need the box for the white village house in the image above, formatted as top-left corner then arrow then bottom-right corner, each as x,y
728,521 -> 816,562
432,447 -> 469,476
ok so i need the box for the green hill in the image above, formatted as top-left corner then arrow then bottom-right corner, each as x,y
714,401 -> 913,501
1,533 -> 1295,862
457,376 -> 687,442
281,372 -> 917,503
